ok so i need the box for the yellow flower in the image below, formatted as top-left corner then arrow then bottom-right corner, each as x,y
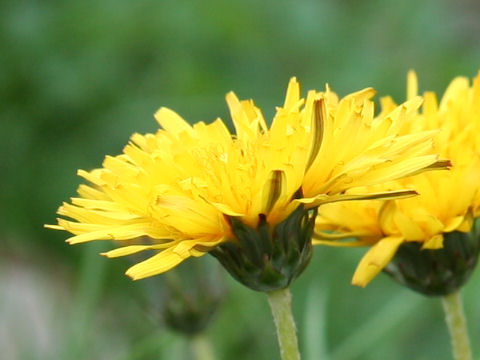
47,78 -> 446,284
315,70 -> 480,289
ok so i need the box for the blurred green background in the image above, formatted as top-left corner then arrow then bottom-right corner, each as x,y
1,0 -> 480,359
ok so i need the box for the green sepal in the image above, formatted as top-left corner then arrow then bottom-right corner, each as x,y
211,205 -> 317,292
384,226 -> 480,296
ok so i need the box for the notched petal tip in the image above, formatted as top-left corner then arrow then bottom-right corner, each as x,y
225,91 -> 240,106
125,266 -> 145,281
346,87 -> 377,103
125,269 -> 139,280
351,262 -> 383,288
351,275 -> 369,288
154,107 -> 192,134
283,77 -> 301,109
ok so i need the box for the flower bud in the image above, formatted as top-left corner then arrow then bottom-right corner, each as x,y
383,228 -> 480,296
143,257 -> 225,336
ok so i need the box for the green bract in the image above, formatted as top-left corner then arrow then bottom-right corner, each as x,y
384,228 -> 480,296
212,205 -> 317,292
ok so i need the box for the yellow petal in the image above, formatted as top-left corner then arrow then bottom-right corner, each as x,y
125,238 -> 224,280
421,234 -> 444,249
392,209 -> 425,240
457,210 -> 474,232
297,189 -> 418,208
344,87 -> 377,105
126,248 -> 188,280
352,236 -> 404,287
443,216 -> 466,232
154,107 -> 192,135
101,244 -> 173,258
77,169 -> 106,187
204,200 -> 245,217
225,91 -> 258,141
44,224 -> 64,230
407,70 -> 418,100
313,238 -> 371,247
283,77 -> 300,109
313,230 -> 377,241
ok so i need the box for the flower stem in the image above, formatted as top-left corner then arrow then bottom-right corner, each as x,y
267,287 -> 301,360
441,291 -> 472,360
191,334 -> 215,360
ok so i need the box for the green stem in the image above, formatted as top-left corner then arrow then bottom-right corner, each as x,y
441,291 -> 472,360
267,287 -> 301,360
63,243 -> 107,360
191,334 -> 215,360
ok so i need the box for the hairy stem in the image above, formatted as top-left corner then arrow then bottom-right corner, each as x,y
441,291 -> 472,360
267,287 -> 301,360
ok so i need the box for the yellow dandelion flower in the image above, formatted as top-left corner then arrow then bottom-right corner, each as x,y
47,78 -> 446,290
315,70 -> 480,293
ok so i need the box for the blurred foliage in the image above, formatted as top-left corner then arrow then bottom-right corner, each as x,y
1,0 -> 480,359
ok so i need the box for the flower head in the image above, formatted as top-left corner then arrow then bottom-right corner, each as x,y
315,70 -> 480,292
47,78 -> 446,289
